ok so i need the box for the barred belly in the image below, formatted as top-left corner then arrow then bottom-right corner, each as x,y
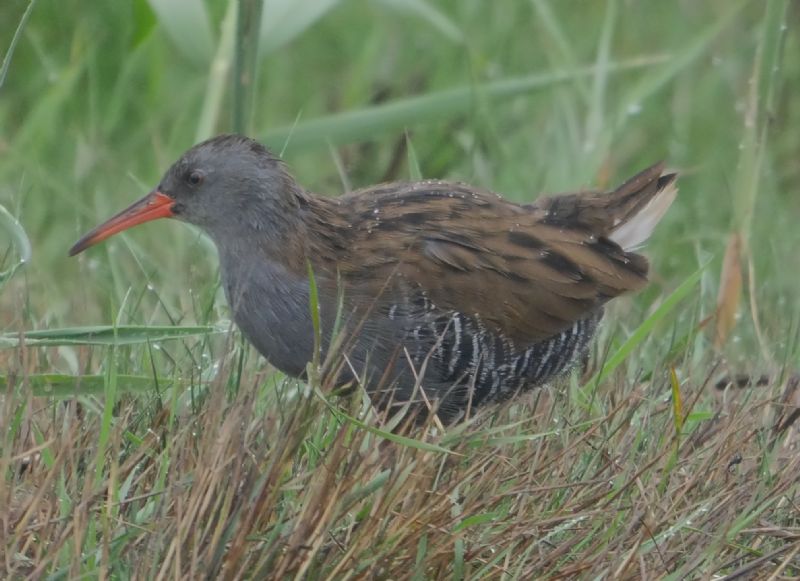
404,308 -> 600,408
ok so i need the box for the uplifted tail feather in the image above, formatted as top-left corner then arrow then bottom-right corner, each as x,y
608,167 -> 678,250
532,162 -> 677,251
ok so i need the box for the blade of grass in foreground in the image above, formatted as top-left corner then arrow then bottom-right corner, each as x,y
0,203 -> 32,289
0,325 -> 219,348
344,413 -> 456,455
0,374 -> 189,397
585,263 -> 707,393
312,387 -> 455,455
0,0 -> 37,90
92,315 -> 123,494
405,132 -> 423,180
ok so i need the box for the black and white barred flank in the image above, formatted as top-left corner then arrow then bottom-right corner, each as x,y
391,293 -> 599,415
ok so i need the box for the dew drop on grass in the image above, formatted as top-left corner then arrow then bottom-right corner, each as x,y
146,283 -> 155,291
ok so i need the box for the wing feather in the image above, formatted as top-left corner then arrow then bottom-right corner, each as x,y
309,164 -> 675,345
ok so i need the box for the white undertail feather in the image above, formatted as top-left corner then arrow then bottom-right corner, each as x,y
609,179 -> 678,251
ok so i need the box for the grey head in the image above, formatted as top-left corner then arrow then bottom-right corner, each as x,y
158,134 -> 304,241
68,134 -> 306,258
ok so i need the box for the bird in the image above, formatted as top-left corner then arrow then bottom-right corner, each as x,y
70,134 -> 677,422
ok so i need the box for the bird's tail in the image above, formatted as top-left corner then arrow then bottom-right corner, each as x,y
534,162 -> 678,251
605,162 -> 678,250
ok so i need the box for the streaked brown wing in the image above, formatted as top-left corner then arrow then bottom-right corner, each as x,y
315,165 -> 673,344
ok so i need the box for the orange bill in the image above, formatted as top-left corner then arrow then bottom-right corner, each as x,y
69,191 -> 174,256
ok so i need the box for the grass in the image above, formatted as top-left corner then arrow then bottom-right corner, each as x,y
2,0 -> 800,577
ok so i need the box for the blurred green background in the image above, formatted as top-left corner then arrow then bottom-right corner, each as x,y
1,0 -> 797,363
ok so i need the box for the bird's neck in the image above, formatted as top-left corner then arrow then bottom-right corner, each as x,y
205,186 -> 312,267
205,186 -> 349,285
217,239 -> 317,376
211,192 -> 347,377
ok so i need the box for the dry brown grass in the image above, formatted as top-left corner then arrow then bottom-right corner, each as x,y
3,350 -> 799,579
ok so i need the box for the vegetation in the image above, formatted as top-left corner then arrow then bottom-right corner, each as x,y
1,0 -> 798,577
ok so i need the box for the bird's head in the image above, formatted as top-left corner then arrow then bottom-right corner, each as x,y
69,134 -> 302,256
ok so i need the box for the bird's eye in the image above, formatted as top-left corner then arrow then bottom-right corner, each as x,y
187,170 -> 204,186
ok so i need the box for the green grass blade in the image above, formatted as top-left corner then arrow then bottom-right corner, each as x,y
338,469 -> 391,511
342,416 -> 454,454
94,320 -> 120,487
12,61 -> 84,151
0,0 -> 37,91
669,366 -> 684,435
585,0 -> 616,153
306,260 -> 322,373
530,0 -> 588,102
587,263 -> 707,390
263,55 -> 667,150
233,0 -> 264,134
195,0 -> 237,141
0,325 -> 219,348
413,534 -> 428,581
0,203 -> 32,289
406,132 -> 423,180
453,511 -> 501,533
2,374 -> 186,397
732,0 -> 788,238
313,387 -> 455,455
